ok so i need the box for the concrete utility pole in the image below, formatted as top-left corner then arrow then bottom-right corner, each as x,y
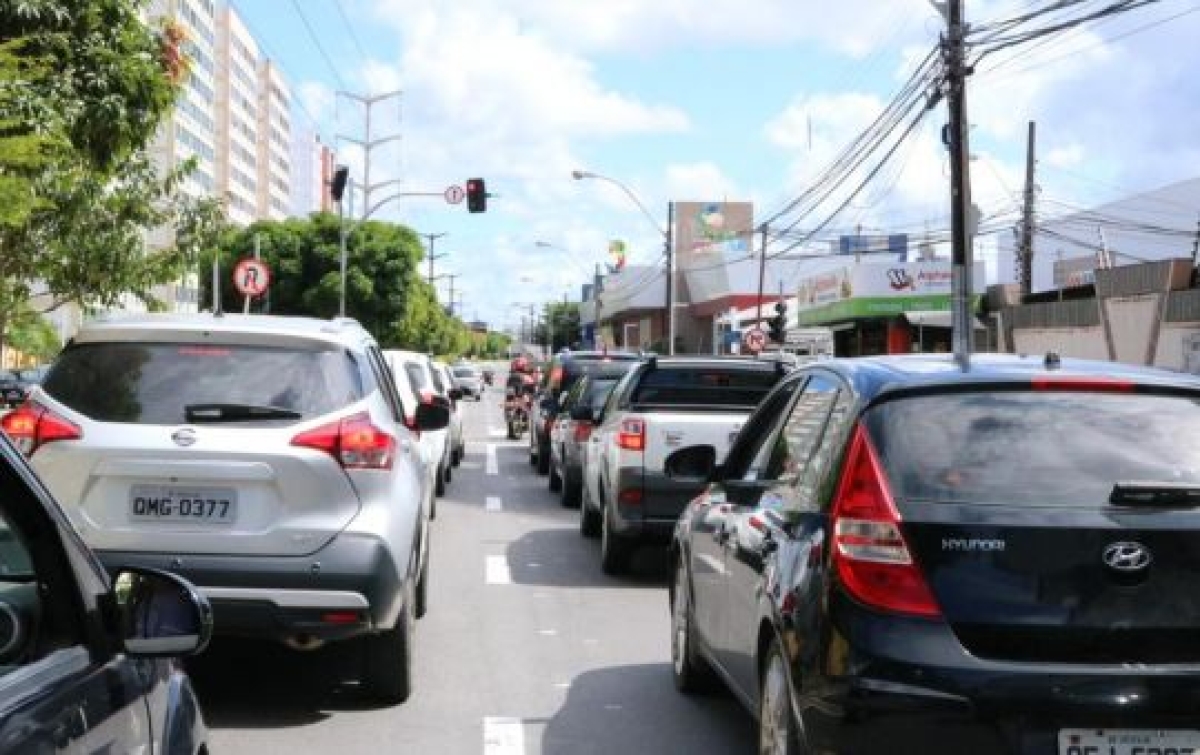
665,202 -> 676,355
755,224 -> 769,326
421,232 -> 448,285
445,274 -> 459,316
942,0 -> 977,366
336,90 -> 403,221
1190,216 -> 1200,266
1018,121 -> 1037,296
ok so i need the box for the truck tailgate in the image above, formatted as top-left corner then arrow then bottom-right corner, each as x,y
643,410 -> 748,474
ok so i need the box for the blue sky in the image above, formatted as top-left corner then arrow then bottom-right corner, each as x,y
229,0 -> 1200,330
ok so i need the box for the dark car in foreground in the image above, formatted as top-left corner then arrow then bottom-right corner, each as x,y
0,370 -> 24,408
0,426 -> 213,753
667,353 -> 1200,755
546,372 -> 626,508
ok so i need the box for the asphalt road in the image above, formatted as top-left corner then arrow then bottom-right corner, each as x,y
189,385 -> 755,754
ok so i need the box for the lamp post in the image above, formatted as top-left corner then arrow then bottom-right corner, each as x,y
571,170 -> 675,354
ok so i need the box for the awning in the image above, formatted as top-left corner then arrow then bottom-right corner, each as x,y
902,310 -> 986,330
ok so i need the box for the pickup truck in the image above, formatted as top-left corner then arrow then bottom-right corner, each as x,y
579,355 -> 788,574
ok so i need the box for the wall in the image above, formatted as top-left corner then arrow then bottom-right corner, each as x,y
1012,326 -> 1109,359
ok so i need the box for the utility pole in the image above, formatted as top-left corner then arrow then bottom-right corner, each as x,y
942,0 -> 976,366
338,185 -> 355,317
336,90 -> 403,221
1190,216 -> 1200,266
665,201 -> 676,355
421,232 -> 448,285
445,274 -> 459,316
1018,121 -> 1037,296
755,224 -> 769,327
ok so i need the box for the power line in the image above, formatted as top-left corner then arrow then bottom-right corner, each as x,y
288,0 -> 349,92
332,0 -> 371,65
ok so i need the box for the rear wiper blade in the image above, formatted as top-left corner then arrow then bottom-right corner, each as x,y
184,403 -> 303,422
1109,481 -> 1200,507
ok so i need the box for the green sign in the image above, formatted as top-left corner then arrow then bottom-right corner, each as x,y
795,295 -> 980,326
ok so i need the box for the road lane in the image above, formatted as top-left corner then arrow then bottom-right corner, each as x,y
193,384 -> 754,754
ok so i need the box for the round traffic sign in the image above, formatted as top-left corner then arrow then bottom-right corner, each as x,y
743,327 -> 767,353
444,185 -> 465,205
233,257 -> 271,297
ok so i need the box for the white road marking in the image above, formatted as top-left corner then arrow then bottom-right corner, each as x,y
537,629 -> 558,636
486,443 -> 498,475
483,717 -> 525,755
485,555 -> 512,585
486,496 -> 502,512
489,428 -> 507,438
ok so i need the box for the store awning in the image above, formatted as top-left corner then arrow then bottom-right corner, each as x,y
903,310 -> 986,330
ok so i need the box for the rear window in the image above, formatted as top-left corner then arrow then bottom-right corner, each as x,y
404,363 -> 429,391
585,378 -> 619,411
867,390 -> 1200,506
43,342 -> 362,424
453,367 -> 477,378
555,358 -> 637,391
630,367 -> 778,408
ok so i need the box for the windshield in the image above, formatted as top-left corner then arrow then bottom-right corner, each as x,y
452,367 -> 477,378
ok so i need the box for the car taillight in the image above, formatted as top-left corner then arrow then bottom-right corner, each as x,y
573,422 -> 593,443
831,423 -> 940,619
616,417 -> 645,451
291,412 -> 395,470
1031,376 -> 1133,392
0,403 -> 82,456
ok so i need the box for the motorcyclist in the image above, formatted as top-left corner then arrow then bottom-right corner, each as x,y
504,357 -> 538,438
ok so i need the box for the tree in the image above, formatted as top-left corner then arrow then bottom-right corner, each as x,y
0,1 -> 207,349
6,304 -> 60,363
543,301 -> 582,352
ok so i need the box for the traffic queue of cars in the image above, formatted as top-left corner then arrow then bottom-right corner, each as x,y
0,313 -> 484,745
518,348 -> 1200,755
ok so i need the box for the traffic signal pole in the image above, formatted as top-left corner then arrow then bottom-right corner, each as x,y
943,0 -> 976,367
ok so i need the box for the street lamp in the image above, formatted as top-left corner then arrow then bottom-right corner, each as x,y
572,169 -> 676,354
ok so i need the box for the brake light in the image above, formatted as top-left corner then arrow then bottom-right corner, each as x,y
321,611 -> 364,625
618,487 -> 643,505
573,422 -> 593,443
616,417 -> 645,451
1031,376 -> 1133,392
1,404 -> 82,456
831,423 -> 940,618
291,412 -> 395,469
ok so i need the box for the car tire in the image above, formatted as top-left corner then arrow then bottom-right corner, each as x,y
600,501 -> 632,575
548,462 -> 562,492
536,441 -> 550,475
561,471 -> 581,509
759,638 -> 804,754
361,582 -> 414,704
415,547 -> 429,619
671,560 -> 715,694
579,484 -> 601,538
507,421 -> 518,440
435,461 -> 446,497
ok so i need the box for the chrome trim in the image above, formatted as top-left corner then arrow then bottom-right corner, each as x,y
200,587 -> 369,609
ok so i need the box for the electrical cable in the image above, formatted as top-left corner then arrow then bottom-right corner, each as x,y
288,0 -> 349,92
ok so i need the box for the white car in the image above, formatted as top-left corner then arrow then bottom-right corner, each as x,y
383,350 -> 454,504
2,314 -> 448,704
451,363 -> 484,400
431,361 -> 466,467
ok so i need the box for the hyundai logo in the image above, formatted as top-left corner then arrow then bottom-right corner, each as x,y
171,428 -> 197,447
1102,542 -> 1152,573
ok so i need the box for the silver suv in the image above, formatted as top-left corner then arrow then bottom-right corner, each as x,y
1,313 -> 448,703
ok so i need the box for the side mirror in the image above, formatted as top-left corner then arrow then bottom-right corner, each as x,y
448,388 -> 464,401
113,567 -> 212,657
414,401 -> 451,431
664,445 -> 719,483
569,404 -> 594,422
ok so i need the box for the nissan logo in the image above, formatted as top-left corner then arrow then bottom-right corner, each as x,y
171,428 -> 197,447
1102,542 -> 1152,573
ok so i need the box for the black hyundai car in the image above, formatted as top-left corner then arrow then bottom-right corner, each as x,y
666,353 -> 1200,755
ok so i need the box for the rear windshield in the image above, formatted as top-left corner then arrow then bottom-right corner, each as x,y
584,378 -> 619,411
452,367 -> 477,378
630,367 -> 778,408
44,342 -> 362,424
557,358 -> 637,390
403,363 -> 429,391
867,390 -> 1200,506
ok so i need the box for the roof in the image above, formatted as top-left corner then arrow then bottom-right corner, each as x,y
806,352 -> 1200,399
72,313 -> 376,349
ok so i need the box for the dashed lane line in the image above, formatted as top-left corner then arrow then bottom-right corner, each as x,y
485,555 -> 512,585
483,716 -> 525,755
486,443 -> 498,475
486,496 -> 502,512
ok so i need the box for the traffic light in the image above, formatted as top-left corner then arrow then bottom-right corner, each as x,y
330,165 -> 349,202
466,178 -> 487,213
769,300 -> 787,343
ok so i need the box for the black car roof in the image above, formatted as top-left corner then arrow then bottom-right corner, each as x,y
802,353 -> 1200,400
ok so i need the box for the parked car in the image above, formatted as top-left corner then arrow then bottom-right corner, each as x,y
451,363 -> 484,400
666,353 -> 1200,754
384,349 -> 454,502
530,350 -> 641,475
2,313 -> 449,703
0,369 -> 23,408
432,361 -> 466,467
0,418 -> 213,753
581,355 -> 787,573
546,368 -> 633,508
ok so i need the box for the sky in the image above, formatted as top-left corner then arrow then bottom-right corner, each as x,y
230,0 -> 1200,331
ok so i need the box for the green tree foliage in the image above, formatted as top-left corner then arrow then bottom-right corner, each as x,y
6,303 -> 59,362
200,213 -> 474,355
543,301 -> 582,352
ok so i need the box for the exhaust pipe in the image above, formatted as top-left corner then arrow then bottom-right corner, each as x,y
282,634 -> 325,652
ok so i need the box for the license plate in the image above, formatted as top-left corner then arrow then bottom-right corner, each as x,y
130,485 -> 237,524
1059,729 -> 1200,755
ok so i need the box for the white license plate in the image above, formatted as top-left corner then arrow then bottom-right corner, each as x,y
1059,729 -> 1200,755
130,485 -> 237,524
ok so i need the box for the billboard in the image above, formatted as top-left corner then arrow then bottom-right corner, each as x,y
835,234 -> 909,259
674,201 -> 756,306
795,259 -> 984,324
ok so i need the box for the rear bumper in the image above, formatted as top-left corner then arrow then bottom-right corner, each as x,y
97,533 -> 405,642
610,468 -> 703,544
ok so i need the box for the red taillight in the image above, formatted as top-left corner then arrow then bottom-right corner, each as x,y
291,412 -> 395,470
573,422 -> 593,443
321,611 -> 364,625
618,487 -> 643,505
1,403 -> 82,456
831,423 -> 940,618
1031,376 -> 1133,392
616,417 -> 645,451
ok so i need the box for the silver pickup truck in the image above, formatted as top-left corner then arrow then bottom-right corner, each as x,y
579,355 -> 789,574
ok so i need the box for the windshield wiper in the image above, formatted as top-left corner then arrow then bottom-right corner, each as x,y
1109,481 -> 1200,508
184,403 -> 303,422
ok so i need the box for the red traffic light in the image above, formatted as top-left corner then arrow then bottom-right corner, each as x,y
466,178 -> 487,213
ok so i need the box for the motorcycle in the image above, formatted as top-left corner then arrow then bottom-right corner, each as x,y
504,387 -> 531,439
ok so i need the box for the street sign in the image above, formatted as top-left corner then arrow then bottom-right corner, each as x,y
233,257 -> 270,297
444,185 -> 465,205
743,327 -> 767,353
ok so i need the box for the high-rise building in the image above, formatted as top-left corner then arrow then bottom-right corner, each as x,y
258,60 -> 292,220
215,6 -> 262,226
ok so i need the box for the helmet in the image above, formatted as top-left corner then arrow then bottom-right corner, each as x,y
511,356 -> 530,373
